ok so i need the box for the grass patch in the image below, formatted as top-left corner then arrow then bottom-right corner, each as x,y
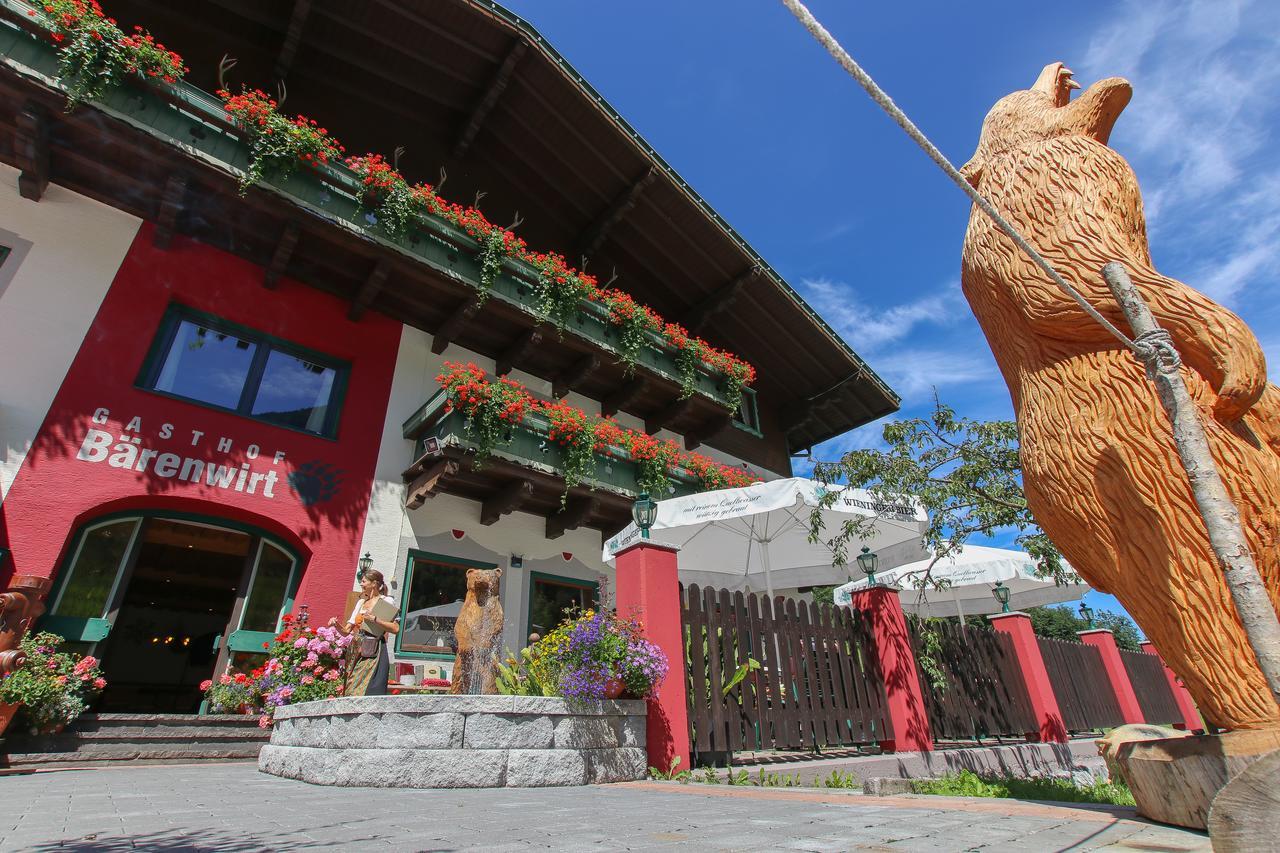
912,770 -> 1135,806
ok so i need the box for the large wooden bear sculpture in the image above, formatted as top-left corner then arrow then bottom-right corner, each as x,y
959,62 -> 1280,729
450,567 -> 504,695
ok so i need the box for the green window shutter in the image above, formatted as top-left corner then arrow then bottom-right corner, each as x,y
37,615 -> 112,643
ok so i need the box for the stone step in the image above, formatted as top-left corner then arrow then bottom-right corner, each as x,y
55,725 -> 270,741
69,713 -> 262,730
4,742 -> 265,766
2,713 -> 270,769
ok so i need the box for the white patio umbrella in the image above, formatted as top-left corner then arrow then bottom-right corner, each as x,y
603,477 -> 927,597
832,543 -> 1089,618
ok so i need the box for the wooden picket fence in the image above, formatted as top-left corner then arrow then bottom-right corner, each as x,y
1038,636 -> 1125,732
1119,648 -> 1183,725
680,584 -> 891,761
907,619 -> 1038,741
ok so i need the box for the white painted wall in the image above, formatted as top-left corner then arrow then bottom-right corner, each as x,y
0,166 -> 141,500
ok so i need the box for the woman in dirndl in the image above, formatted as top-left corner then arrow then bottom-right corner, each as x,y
330,568 -> 399,696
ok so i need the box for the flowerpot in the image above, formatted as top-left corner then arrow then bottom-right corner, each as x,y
0,701 -> 20,738
603,678 -> 625,700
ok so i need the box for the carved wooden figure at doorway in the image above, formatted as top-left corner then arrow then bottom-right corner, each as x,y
449,567 -> 504,695
0,575 -> 52,676
959,62 -> 1280,730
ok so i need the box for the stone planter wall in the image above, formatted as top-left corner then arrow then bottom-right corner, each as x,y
258,695 -> 648,788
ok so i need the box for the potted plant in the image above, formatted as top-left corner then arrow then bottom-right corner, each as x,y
201,614 -> 350,728
0,631 -> 106,736
502,607 -> 668,701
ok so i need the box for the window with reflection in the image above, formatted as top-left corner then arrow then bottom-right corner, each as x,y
398,555 -> 482,655
139,305 -> 347,437
52,519 -> 141,618
239,542 -> 296,632
528,575 -> 597,638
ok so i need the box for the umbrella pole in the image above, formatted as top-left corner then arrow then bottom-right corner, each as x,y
954,587 -> 966,635
761,540 -> 775,602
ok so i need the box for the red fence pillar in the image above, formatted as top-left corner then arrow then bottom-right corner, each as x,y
989,611 -> 1067,743
613,541 -> 690,774
848,586 -> 933,752
1079,629 -> 1144,724
1140,640 -> 1204,732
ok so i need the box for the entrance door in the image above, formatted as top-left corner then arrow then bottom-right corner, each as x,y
96,520 -> 251,712
41,515 -> 300,713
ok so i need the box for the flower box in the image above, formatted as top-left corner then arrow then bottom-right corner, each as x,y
404,388 -> 705,500
0,0 -> 753,413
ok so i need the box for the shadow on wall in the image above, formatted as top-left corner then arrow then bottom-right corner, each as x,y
12,408 -> 373,548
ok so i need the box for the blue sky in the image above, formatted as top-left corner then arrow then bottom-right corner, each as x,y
501,0 -> 1280,620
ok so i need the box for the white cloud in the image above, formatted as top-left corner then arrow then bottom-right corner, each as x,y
800,277 -> 967,351
1078,0 -> 1280,312
876,348 -> 1000,404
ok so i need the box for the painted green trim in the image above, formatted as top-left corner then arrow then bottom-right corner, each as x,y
135,301 -> 350,440
525,570 -> 598,640
394,549 -> 498,660
38,615 -> 111,643
226,629 -> 276,652
40,510 -> 305,641
730,387 -> 764,438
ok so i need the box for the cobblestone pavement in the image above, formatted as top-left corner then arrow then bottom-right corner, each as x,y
0,762 -> 1211,852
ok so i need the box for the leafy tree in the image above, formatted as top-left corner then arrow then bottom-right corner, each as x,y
809,586 -> 835,606
1026,605 -> 1142,651
809,397 -> 1070,588
1093,610 -> 1143,652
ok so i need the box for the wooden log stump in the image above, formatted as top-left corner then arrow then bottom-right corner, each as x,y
1207,747 -> 1280,852
1117,729 -> 1280,830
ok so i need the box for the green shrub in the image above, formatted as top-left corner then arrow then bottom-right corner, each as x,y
912,770 -> 1135,806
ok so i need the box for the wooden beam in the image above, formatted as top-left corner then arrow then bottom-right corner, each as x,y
552,353 -> 599,398
15,104 -> 49,202
152,173 -> 188,249
452,39 -> 527,160
602,377 -> 647,418
547,495 -> 597,540
406,459 -> 458,510
575,166 -> 657,257
645,396 -> 694,436
349,260 -> 390,321
273,0 -> 314,79
495,327 -> 542,376
685,413 -> 731,450
686,266 -> 760,334
480,478 -> 534,525
431,297 -> 482,354
263,221 -> 301,290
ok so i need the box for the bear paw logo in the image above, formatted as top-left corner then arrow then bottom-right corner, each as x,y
288,460 -> 343,506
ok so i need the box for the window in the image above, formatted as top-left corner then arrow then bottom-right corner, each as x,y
731,388 -> 761,435
239,541 -> 297,633
527,573 -> 597,639
51,518 -> 141,618
397,552 -> 496,657
138,305 -> 348,438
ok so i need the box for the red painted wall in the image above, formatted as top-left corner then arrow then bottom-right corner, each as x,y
0,224 -> 400,623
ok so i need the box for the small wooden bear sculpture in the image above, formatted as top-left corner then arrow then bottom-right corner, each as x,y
959,62 -> 1280,729
450,567 -> 504,695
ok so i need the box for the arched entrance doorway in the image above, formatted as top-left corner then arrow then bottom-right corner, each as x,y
40,512 -> 303,713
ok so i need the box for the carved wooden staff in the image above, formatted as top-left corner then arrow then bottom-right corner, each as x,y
1102,262 -> 1280,704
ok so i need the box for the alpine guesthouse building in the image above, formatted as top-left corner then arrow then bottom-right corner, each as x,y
0,0 -> 897,712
